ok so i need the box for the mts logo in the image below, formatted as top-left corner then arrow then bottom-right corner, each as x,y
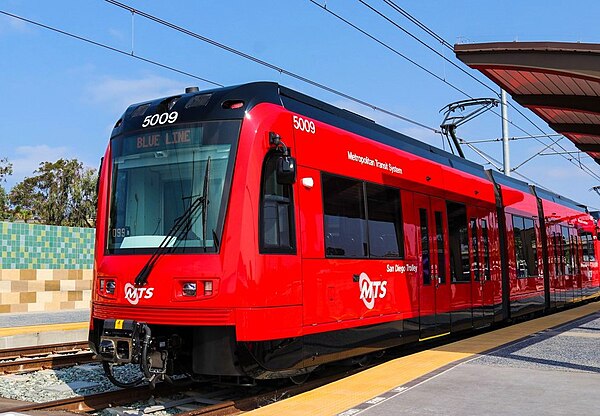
358,272 -> 387,310
124,283 -> 154,305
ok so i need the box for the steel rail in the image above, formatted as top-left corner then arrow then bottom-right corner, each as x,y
1,383 -> 184,413
0,342 -> 94,373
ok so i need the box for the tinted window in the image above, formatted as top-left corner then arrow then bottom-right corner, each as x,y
481,219 -> 491,281
471,218 -> 480,281
260,152 -> 296,253
572,234 -> 580,275
580,231 -> 596,262
367,183 -> 403,258
420,208 -> 431,285
323,175 -> 367,257
553,228 -> 562,276
562,226 -> 573,275
435,211 -> 446,284
323,173 -> 403,259
513,215 -> 538,278
447,201 -> 470,282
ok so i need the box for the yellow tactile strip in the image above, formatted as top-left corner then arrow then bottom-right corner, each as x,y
0,322 -> 88,337
246,301 -> 600,416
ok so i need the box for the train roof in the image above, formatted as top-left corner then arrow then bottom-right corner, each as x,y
533,186 -> 587,212
115,81 -> 588,213
276,84 -> 491,182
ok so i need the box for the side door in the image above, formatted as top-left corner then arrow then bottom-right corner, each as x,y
470,208 -> 494,328
415,194 -> 451,340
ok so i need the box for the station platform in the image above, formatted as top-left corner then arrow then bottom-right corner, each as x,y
248,301 -> 600,416
0,309 -> 89,349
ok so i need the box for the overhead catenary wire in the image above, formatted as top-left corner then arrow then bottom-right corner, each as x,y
2,4 -> 438,134
357,0 -> 498,96
107,0 -> 598,184
349,1 -> 600,182
382,0 -> 453,50
307,0 -> 472,98
5,3 -> 598,187
0,10 -> 223,88
104,0 -> 439,133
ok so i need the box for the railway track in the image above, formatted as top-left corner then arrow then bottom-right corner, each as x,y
0,371 -> 356,415
0,335 -> 459,415
0,356 -> 372,415
0,382 -> 183,413
0,341 -> 95,373
0,325 -> 500,414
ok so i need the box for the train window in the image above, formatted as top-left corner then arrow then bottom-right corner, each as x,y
481,219 -> 491,281
580,231 -> 596,262
435,211 -> 446,284
259,151 -> 296,254
513,215 -> 538,278
470,218 -> 480,281
562,226 -> 573,275
323,174 -> 368,257
553,228 -> 562,276
366,183 -> 403,258
107,121 -> 240,254
523,218 -> 538,277
572,234 -> 580,275
322,173 -> 403,259
446,201 -> 470,283
419,209 -> 431,285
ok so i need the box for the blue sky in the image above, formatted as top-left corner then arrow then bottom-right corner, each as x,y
3,0 -> 600,207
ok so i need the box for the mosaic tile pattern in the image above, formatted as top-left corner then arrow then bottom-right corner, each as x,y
0,221 -> 95,269
0,269 -> 92,313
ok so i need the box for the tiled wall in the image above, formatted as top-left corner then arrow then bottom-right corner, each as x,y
0,222 -> 95,314
0,269 -> 92,313
0,222 -> 94,269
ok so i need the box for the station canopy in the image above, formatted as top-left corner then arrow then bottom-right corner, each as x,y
455,41 -> 600,165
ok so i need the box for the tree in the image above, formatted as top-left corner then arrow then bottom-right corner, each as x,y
9,158 -> 98,227
0,158 -> 13,220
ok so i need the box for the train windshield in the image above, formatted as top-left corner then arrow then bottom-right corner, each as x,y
107,120 -> 241,253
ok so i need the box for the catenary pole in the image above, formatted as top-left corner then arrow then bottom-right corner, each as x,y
501,89 -> 510,176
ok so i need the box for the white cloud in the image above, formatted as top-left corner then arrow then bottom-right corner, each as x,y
0,13 -> 33,35
3,145 -> 92,189
86,74 -> 186,111
108,28 -> 127,42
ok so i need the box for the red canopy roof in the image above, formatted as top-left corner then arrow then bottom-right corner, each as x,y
455,42 -> 600,165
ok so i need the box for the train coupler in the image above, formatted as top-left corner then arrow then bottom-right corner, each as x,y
98,319 -> 143,364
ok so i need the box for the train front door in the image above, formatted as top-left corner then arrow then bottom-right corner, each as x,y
415,194 -> 451,341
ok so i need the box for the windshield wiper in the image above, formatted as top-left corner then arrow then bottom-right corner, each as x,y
134,158 -> 211,286
202,157 -> 211,252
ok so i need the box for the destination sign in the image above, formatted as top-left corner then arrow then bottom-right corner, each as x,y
115,126 -> 203,156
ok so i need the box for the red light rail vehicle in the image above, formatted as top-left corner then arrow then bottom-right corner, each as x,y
89,82 -> 600,387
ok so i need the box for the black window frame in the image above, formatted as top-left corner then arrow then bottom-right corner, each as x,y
561,225 -> 574,276
420,208 -> 431,285
259,150 -> 297,254
434,211 -> 447,284
470,218 -> 480,282
481,218 -> 491,281
447,201 -> 470,283
512,214 -> 539,278
580,230 -> 596,262
322,172 -> 404,259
